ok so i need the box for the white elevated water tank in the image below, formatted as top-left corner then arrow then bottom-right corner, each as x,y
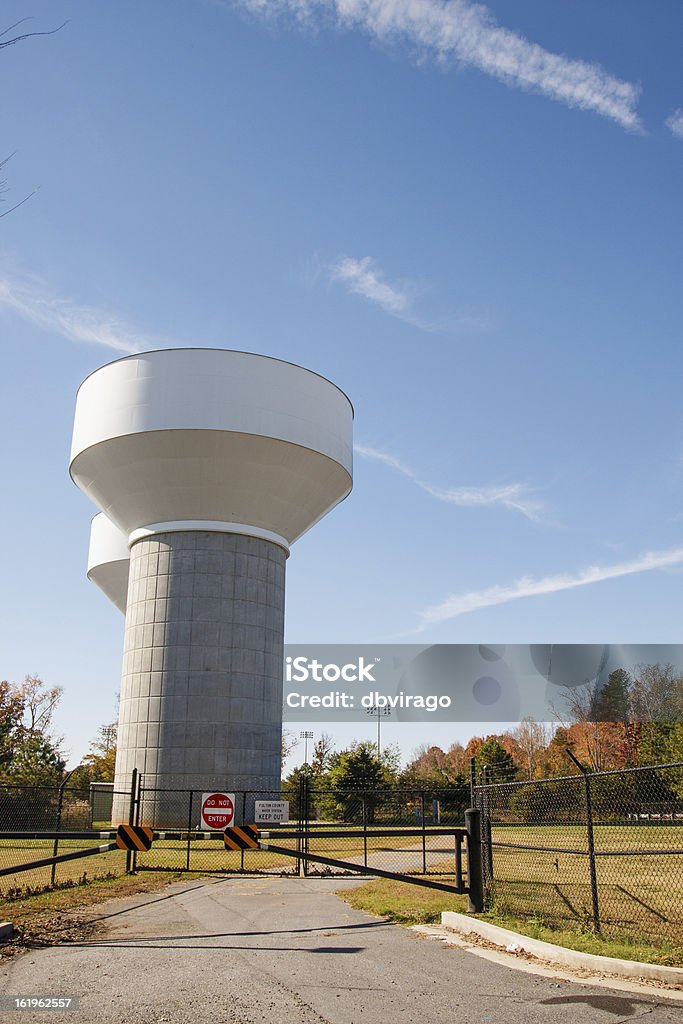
87,513 -> 130,614
71,349 -> 353,824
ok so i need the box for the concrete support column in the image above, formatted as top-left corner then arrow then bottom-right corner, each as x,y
112,530 -> 286,826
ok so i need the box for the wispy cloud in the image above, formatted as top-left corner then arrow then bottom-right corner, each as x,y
417,545 -> 683,630
235,0 -> 643,131
328,255 -> 487,332
329,255 -> 435,330
355,442 -> 542,520
331,256 -> 411,317
665,109 -> 683,140
0,266 -> 171,353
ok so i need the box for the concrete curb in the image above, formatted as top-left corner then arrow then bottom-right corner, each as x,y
441,911 -> 683,986
0,922 -> 13,943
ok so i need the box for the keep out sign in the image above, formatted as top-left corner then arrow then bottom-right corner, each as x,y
200,792 -> 235,829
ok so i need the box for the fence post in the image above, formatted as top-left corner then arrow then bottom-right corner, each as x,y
469,757 -> 476,805
465,808 -> 484,913
303,773 -> 310,876
241,792 -> 247,873
566,750 -> 600,933
482,765 -> 494,885
126,768 -> 138,874
296,773 -> 304,876
186,791 -> 193,872
132,770 -> 142,873
362,796 -> 368,868
454,833 -> 463,891
51,770 -> 73,886
421,792 -> 427,874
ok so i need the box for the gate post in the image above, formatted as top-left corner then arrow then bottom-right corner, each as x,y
126,768 -> 138,874
240,792 -> 247,873
296,773 -> 304,875
186,791 -> 193,872
132,769 -> 142,873
362,797 -> 368,868
303,773 -> 310,875
465,808 -> 484,913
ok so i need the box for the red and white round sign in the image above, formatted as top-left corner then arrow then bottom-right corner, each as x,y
200,792 -> 235,830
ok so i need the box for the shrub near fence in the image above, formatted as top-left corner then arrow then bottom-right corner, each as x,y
473,761 -> 683,947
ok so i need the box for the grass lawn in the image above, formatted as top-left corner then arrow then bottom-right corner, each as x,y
486,824 -> 683,947
340,876 -> 683,968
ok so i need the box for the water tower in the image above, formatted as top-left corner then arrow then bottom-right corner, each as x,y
88,512 -> 130,614
70,349 -> 353,823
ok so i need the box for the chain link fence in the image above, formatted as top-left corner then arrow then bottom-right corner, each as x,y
133,782 -> 301,875
0,781 -> 133,896
130,779 -> 470,878
5,758 -> 680,944
472,761 -> 683,946
299,783 -> 470,877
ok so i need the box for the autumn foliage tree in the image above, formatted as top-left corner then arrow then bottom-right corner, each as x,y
0,675 -> 65,786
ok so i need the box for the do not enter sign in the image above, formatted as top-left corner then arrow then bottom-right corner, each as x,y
201,792 -> 235,830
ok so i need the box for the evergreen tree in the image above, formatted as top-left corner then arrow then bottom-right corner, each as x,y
476,736 -> 518,783
594,669 -> 631,722
327,741 -> 396,823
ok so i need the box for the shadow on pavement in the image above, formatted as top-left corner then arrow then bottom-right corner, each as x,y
541,994 -> 660,1014
59,941 -> 366,953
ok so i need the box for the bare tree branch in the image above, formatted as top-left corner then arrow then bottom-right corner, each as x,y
0,19 -> 69,50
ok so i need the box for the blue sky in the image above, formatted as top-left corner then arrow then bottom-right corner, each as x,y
1,0 -> 681,769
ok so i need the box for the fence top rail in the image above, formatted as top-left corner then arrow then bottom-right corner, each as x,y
260,826 -> 468,839
137,785 -> 468,797
474,772 -> 582,790
0,784 -> 94,795
473,760 -> 683,791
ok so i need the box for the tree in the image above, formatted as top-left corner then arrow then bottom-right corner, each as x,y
445,741 -> 468,777
1,19 -> 67,219
637,722 -> 683,771
475,736 -> 518,783
71,722 -> 117,788
0,680 -> 25,771
544,726 -> 575,775
631,664 -> 683,723
0,675 -> 65,786
559,669 -> 636,772
326,741 -> 397,823
280,728 -> 298,772
594,669 -> 631,723
509,719 -> 551,780
10,731 -> 65,786
401,744 -> 464,789
20,674 -> 62,739
310,732 -> 334,777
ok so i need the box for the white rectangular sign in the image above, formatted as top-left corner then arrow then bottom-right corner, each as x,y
254,800 -> 290,824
